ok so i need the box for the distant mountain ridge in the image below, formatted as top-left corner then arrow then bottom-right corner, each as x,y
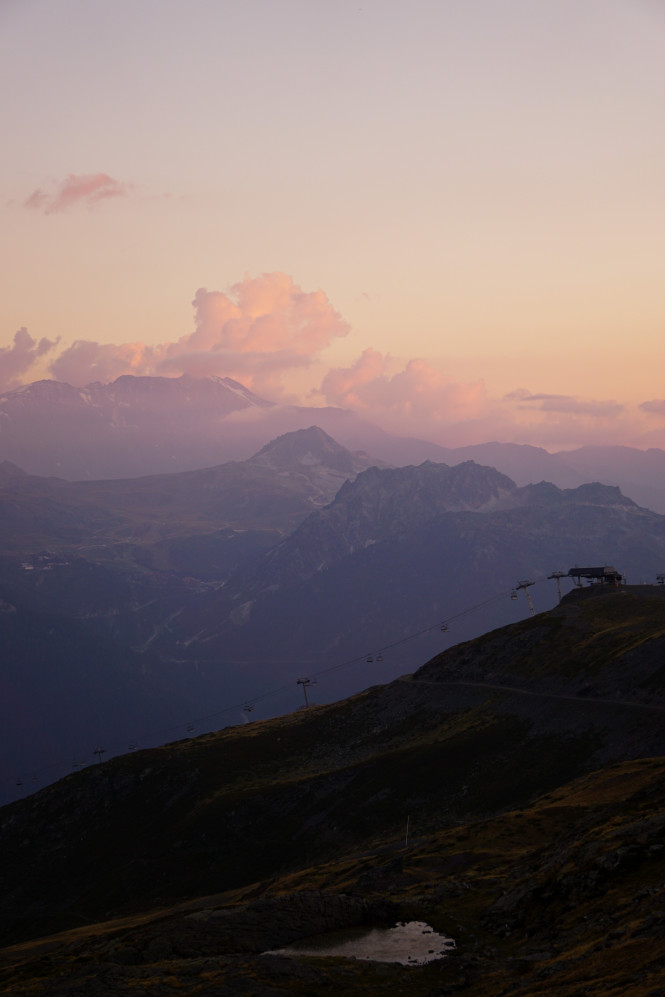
155,460 -> 665,689
2,374 -> 665,513
2,422 -> 665,811
0,374 -> 387,479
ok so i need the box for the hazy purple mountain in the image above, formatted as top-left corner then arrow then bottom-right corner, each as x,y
555,445 -> 665,514
2,374 -> 664,514
372,441 -> 665,514
443,442 -> 586,489
157,462 -> 665,701
0,426 -> 387,802
3,438 -> 665,806
0,426 -> 382,569
0,374 -> 271,478
0,375 -> 391,479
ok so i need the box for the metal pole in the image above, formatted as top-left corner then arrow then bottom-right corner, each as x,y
297,678 -> 313,707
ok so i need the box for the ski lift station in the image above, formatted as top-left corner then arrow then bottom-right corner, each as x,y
568,566 -> 623,587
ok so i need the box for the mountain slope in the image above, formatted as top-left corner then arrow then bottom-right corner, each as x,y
0,428 -> 383,803
0,374 -> 270,478
0,425 -> 378,557
165,464 -> 665,684
0,586 -> 664,996
4,450 -> 665,810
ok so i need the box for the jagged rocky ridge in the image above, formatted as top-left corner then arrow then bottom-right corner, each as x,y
163,463 -> 665,676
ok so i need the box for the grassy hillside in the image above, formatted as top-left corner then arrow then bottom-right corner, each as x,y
1,586 -> 664,994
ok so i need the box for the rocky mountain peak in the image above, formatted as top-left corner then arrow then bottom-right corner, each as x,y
334,459 -> 518,517
242,460 -> 521,596
249,425 -> 367,474
562,482 -> 637,507
102,373 -> 271,413
517,480 -> 638,509
1,378 -> 89,410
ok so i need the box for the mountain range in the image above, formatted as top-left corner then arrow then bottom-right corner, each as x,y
1,584 -> 664,995
2,373 -> 665,512
152,462 -> 665,684
3,424 -> 665,808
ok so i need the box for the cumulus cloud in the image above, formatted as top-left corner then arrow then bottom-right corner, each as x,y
24,173 -> 131,213
49,273 -> 349,398
0,328 -> 59,392
49,340 -> 154,386
8,269 -> 664,451
318,349 -> 490,434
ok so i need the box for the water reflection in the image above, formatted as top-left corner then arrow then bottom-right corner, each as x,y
266,920 -> 455,965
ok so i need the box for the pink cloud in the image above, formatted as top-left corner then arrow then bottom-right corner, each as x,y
24,173 -> 132,214
49,341 -> 154,386
318,349 -> 489,427
9,269 -> 665,451
492,391 -> 665,450
0,328 -> 59,392
316,352 -> 665,450
185,275 -> 349,358
48,273 -> 349,398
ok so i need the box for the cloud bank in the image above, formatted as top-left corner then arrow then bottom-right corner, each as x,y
3,273 -> 665,450
316,350 -> 664,449
49,273 -> 350,398
24,173 -> 132,213
318,348 -> 489,425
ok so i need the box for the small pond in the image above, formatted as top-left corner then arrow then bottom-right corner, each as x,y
265,920 -> 455,966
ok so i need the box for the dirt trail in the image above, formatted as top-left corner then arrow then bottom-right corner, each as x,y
399,676 -> 665,713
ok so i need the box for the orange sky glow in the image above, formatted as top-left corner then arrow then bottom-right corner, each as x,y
1,0 -> 664,451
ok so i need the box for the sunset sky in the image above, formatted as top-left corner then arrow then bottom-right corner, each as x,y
2,0 -> 664,450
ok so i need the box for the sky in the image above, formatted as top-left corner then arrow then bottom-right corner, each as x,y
1,0 -> 664,450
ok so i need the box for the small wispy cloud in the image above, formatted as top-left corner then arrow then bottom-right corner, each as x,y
24,173 -> 132,214
640,399 -> 665,415
506,390 -> 623,418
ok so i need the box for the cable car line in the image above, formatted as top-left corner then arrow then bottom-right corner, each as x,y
3,573 -> 558,796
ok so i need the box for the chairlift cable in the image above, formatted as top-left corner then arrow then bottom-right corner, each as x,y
4,574 -> 561,794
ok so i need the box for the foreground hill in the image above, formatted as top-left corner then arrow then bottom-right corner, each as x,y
0,586 -> 664,995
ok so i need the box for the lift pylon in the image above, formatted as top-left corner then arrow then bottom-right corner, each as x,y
296,677 -> 316,707
516,579 -> 535,616
548,570 -> 566,603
